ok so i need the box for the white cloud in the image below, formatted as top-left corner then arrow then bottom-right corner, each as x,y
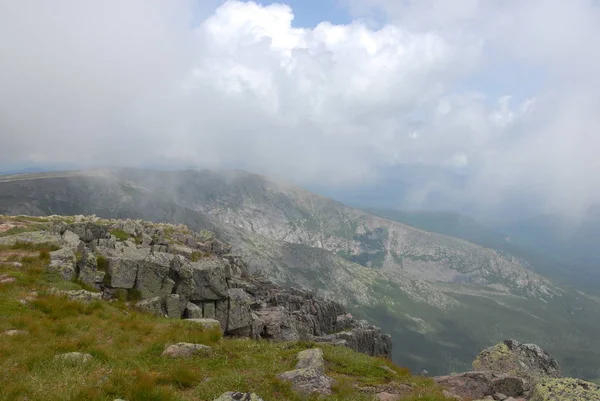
1,0 -> 599,217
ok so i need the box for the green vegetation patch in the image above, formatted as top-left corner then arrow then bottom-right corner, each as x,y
110,229 -> 131,242
0,241 -> 60,252
0,226 -> 43,238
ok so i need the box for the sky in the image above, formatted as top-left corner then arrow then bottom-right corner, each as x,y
1,0 -> 600,219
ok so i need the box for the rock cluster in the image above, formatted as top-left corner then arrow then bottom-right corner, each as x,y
434,371 -> 526,400
437,339 -> 599,401
26,217 -> 391,358
473,339 -> 562,384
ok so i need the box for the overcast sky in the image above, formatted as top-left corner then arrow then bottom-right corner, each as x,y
1,1 -> 599,217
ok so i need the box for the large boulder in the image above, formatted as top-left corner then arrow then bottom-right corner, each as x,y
226,288 -> 253,335
107,258 -> 139,289
184,302 -> 203,319
135,253 -> 174,299
473,339 -> 561,385
77,248 -> 97,287
252,306 -> 300,341
530,378 -> 600,401
171,256 -> 229,301
48,247 -> 77,280
434,371 -> 527,400
165,294 -> 184,318
62,230 -> 81,248
278,348 -> 334,395
136,297 -> 165,317
66,222 -> 108,242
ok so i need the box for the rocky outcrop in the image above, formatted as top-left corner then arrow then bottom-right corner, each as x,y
434,371 -> 526,400
277,348 -> 334,395
8,216 -> 392,358
48,247 -> 77,280
473,339 -> 562,385
437,339 -> 599,401
311,319 -> 392,358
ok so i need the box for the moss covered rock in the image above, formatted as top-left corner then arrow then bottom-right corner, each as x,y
472,339 -> 561,387
530,377 -> 600,401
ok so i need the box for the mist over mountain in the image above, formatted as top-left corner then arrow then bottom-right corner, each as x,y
2,168 -> 600,380
3,0 -> 600,222
2,0 -> 600,393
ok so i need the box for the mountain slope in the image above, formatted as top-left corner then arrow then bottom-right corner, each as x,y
1,168 -> 600,378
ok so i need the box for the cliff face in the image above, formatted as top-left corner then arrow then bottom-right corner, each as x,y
0,215 -> 391,358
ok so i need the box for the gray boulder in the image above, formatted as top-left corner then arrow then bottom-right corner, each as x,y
165,294 -> 184,319
278,348 -> 333,395
184,302 -> 203,319
203,301 -> 216,319
252,306 -> 300,341
171,256 -> 229,301
77,249 -> 97,287
161,342 -> 212,359
67,222 -> 108,242
226,288 -> 253,334
434,371 -> 527,400
107,258 -> 138,289
62,230 -> 81,248
473,339 -> 561,394
169,244 -> 194,259
135,253 -> 173,299
48,247 -> 77,280
136,297 -> 165,317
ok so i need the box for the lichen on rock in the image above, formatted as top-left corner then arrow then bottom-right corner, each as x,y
473,339 -> 561,387
530,377 -> 600,401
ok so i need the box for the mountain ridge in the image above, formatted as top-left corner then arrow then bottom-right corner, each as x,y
1,167 -> 599,379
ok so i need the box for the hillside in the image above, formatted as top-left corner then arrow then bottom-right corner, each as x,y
1,169 -> 600,379
2,215 -> 598,401
0,215 -> 453,401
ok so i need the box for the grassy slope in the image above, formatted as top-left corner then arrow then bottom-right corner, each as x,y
0,243 -> 454,401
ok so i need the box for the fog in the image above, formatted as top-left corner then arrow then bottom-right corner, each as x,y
1,0 -> 599,220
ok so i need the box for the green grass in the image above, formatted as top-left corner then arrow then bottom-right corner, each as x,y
0,247 -> 454,401
0,226 -> 42,238
96,255 -> 109,272
0,241 -> 60,252
110,229 -> 131,242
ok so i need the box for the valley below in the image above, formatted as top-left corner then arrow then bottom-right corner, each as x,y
2,168 -> 600,380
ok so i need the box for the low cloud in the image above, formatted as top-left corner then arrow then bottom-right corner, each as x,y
1,1 -> 599,218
